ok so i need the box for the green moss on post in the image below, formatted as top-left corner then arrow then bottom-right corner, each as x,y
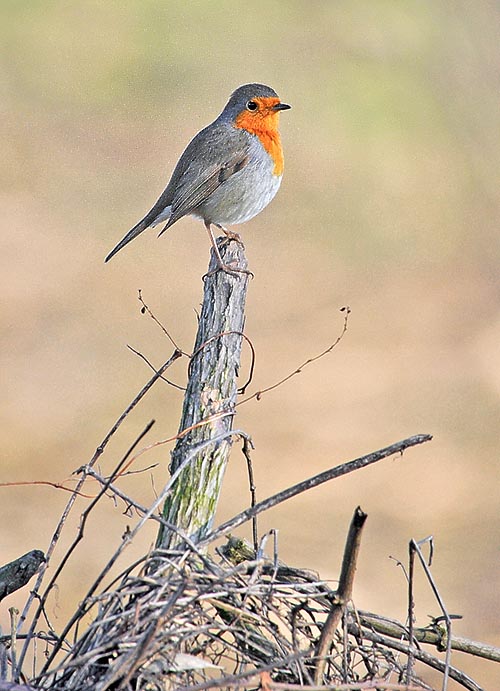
157,238 -> 250,550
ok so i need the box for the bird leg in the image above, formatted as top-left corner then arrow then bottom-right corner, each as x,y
204,221 -> 252,277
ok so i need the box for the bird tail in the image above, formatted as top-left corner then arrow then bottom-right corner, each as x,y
104,218 -> 149,263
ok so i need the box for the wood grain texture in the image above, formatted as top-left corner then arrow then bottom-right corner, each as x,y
157,238 -> 250,549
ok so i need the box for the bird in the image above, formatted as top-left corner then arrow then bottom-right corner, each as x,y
105,83 -> 290,271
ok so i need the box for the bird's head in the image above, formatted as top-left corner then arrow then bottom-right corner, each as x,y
221,83 -> 290,133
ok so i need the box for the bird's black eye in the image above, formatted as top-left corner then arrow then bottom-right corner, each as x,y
246,100 -> 258,111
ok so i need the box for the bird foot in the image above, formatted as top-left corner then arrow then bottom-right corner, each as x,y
203,262 -> 254,279
223,231 -> 244,245
216,225 -> 244,245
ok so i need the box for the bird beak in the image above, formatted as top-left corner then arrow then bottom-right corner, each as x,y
273,102 -> 291,111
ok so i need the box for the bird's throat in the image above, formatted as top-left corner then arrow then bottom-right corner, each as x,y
234,112 -> 284,176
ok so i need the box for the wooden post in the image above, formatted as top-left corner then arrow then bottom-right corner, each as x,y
156,238 -> 250,550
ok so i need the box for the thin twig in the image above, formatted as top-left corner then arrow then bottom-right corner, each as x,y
0,481 -> 93,497
241,436 -> 258,551
9,607 -> 19,682
407,535 -> 416,682
201,434 -> 432,547
127,344 -> 186,390
237,306 -> 350,406
266,680 -> 426,690
138,289 -> 188,355
113,410 -> 236,477
411,537 -> 452,691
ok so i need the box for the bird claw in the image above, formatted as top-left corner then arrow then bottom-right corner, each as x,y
203,263 -> 254,280
222,230 -> 244,245
215,225 -> 244,245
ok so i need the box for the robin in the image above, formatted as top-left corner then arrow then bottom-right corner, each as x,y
105,83 -> 290,271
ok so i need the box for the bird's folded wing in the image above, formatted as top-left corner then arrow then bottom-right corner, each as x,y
164,151 -> 249,229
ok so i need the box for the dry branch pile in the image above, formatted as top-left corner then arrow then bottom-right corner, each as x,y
3,471 -> 493,691
27,538 -> 456,691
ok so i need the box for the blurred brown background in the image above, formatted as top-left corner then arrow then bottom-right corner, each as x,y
1,1 -> 499,687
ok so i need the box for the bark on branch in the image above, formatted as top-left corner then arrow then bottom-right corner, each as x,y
156,238 -> 250,550
314,506 -> 367,684
0,551 -> 45,601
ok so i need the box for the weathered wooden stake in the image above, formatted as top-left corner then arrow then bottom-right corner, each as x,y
156,238 -> 250,550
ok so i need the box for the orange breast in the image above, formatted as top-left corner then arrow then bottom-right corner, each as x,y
234,108 -> 284,177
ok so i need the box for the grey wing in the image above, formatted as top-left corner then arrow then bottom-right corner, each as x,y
165,153 -> 249,228
159,124 -> 251,232
105,123 -> 250,262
